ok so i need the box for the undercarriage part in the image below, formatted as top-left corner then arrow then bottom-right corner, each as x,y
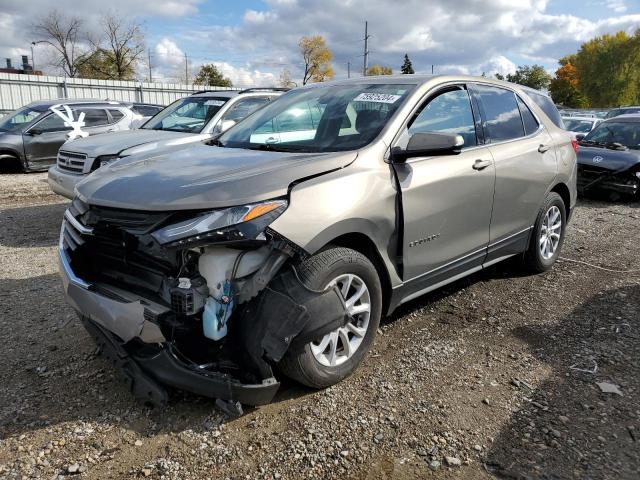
81,315 -> 170,408
80,315 -> 281,406
235,268 -> 349,379
215,399 -> 244,418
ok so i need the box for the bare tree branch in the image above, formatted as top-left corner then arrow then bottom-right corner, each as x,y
33,10 -> 85,77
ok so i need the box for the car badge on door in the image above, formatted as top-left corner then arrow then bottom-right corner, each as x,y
592,156 -> 604,164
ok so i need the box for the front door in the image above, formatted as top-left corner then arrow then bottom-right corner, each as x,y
393,86 -> 496,286
23,112 -> 71,168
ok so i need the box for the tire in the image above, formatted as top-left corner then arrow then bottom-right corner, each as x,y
523,192 -> 567,273
278,247 -> 382,389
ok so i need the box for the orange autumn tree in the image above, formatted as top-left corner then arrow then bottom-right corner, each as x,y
549,58 -> 588,108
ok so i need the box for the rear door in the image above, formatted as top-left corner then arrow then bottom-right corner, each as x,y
393,85 -> 496,284
470,84 -> 557,263
75,107 -> 115,135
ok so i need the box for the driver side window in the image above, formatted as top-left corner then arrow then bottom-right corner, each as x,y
32,113 -> 71,133
409,88 -> 477,148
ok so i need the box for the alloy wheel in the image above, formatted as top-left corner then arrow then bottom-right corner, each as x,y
539,205 -> 562,260
311,273 -> 371,367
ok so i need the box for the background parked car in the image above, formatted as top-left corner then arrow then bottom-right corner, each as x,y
48,88 -> 286,198
0,100 -> 148,171
577,114 -> 640,198
562,116 -> 601,136
605,106 -> 640,119
129,103 -> 164,128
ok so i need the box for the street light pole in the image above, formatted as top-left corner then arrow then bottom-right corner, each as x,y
31,41 -> 47,73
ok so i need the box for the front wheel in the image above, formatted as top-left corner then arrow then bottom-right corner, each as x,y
278,247 -> 382,389
523,192 -> 566,273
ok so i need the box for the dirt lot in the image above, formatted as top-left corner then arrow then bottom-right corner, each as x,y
0,172 -> 638,480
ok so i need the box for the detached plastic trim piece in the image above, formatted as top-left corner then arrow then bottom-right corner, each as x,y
81,316 -> 280,407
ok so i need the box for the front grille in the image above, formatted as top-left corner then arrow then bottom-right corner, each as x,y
80,206 -> 173,235
57,151 -> 87,174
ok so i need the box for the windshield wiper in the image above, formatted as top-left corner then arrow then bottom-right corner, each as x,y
604,142 -> 627,151
246,143 -> 314,153
208,138 -> 226,147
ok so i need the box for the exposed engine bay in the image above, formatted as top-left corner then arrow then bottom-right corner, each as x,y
60,197 -> 349,408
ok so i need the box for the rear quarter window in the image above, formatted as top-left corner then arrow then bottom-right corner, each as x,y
527,91 -> 564,129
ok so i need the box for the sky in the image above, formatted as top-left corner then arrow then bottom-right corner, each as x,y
0,0 -> 639,86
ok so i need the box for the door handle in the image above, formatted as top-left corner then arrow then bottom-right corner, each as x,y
538,144 -> 550,153
472,159 -> 492,170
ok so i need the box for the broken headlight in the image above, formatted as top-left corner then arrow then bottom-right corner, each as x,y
151,199 -> 287,248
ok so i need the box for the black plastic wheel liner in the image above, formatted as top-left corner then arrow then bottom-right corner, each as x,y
235,269 -> 349,380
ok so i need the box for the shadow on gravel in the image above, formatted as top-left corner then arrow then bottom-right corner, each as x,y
0,162 -> 23,174
0,202 -> 68,248
485,285 -> 640,479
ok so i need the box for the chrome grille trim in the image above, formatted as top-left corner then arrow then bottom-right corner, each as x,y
57,151 -> 87,174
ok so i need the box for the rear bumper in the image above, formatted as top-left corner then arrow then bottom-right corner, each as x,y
58,227 -> 280,406
48,166 -> 84,199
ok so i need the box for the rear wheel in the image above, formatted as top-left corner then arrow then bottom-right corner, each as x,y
523,192 -> 566,272
278,247 -> 382,389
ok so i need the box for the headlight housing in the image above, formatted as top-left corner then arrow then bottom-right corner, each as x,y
151,199 -> 287,248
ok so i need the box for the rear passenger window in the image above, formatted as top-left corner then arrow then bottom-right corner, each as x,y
527,91 -> 564,129
409,88 -> 477,147
475,85 -> 524,142
77,108 -> 109,127
108,109 -> 125,122
516,96 -> 539,135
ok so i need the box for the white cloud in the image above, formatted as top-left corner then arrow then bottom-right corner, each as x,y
605,0 -> 627,13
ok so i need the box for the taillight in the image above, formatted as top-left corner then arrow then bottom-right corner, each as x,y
571,139 -> 579,154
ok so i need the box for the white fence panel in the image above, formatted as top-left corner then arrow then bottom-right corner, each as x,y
0,73 -> 238,115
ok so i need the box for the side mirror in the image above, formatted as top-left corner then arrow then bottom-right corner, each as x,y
26,128 -> 42,136
392,132 -> 464,162
219,119 -> 237,133
575,133 -> 586,141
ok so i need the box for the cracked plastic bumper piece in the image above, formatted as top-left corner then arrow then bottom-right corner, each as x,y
59,229 -> 281,406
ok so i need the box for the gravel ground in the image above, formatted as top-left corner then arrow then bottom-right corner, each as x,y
0,172 -> 639,480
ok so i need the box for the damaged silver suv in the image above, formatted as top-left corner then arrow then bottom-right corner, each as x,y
59,76 -> 577,408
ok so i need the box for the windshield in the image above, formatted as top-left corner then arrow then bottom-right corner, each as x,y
217,83 -> 415,152
563,119 -> 594,133
0,105 -> 47,133
142,96 -> 229,133
582,121 -> 640,149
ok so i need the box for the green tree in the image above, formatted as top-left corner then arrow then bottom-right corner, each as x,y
76,48 -> 135,80
366,64 -> 393,75
299,35 -> 334,84
549,60 -> 587,108
193,64 -> 233,87
506,64 -> 552,90
571,30 -> 640,107
401,54 -> 414,74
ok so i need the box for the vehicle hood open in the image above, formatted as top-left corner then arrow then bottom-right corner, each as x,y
577,145 -> 640,171
75,145 -> 357,210
63,129 -> 202,158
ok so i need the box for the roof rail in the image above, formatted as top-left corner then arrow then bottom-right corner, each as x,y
237,87 -> 291,94
191,89 -> 239,95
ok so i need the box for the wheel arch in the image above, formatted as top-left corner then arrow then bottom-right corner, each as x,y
550,182 -> 571,219
317,232 -> 393,317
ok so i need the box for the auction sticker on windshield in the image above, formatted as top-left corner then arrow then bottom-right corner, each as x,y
205,100 -> 226,106
354,93 -> 402,103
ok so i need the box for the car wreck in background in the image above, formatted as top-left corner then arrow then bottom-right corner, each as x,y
58,75 -> 576,410
577,115 -> 640,199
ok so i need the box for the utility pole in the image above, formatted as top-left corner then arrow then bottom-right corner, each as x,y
431,64 -> 434,74
184,53 -> 189,85
148,49 -> 153,83
362,21 -> 370,76
347,61 -> 351,79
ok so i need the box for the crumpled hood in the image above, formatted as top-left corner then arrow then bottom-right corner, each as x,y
578,146 -> 640,171
62,129 -> 204,158
76,144 -> 356,210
